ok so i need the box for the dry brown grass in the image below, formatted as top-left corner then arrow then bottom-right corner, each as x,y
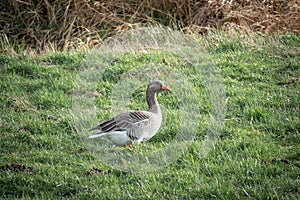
0,0 -> 299,52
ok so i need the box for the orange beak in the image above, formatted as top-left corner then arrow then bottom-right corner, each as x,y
162,85 -> 171,91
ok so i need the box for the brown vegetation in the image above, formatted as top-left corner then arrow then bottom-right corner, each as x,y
0,0 -> 299,51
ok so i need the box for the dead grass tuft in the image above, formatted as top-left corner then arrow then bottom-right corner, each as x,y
0,0 -> 299,52
10,97 -> 38,114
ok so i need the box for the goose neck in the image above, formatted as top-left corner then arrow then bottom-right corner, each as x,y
146,88 -> 159,113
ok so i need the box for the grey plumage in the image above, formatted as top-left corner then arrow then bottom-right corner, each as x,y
88,80 -> 171,146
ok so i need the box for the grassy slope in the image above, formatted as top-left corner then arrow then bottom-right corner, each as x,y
0,33 -> 299,199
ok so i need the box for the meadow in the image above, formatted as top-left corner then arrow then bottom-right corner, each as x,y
0,31 -> 299,199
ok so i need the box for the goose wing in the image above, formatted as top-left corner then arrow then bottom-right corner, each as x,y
89,111 -> 151,140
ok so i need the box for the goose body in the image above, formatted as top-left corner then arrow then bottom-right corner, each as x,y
88,80 -> 171,146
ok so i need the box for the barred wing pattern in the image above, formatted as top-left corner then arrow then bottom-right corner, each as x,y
89,111 -> 151,142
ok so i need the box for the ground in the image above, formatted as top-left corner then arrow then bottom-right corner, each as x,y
0,32 -> 299,199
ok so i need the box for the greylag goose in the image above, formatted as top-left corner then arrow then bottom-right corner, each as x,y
88,80 -> 171,146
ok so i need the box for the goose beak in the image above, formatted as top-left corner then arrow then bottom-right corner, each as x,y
162,85 -> 171,91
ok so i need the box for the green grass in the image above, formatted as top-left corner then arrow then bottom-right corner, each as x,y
0,33 -> 299,199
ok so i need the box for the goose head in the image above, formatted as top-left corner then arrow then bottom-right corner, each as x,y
147,80 -> 171,93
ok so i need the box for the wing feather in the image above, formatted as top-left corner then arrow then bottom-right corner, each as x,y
90,111 -> 151,135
